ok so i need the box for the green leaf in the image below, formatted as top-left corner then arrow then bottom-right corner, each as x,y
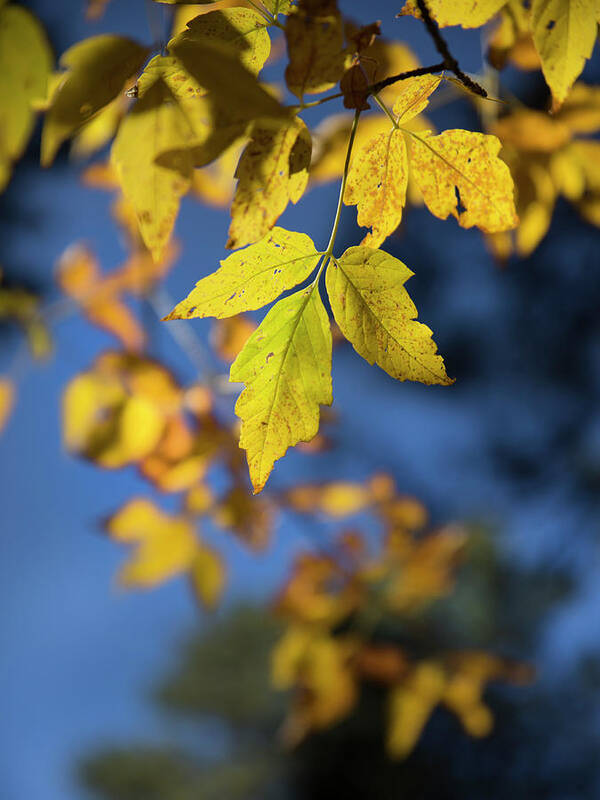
174,8 -> 271,76
111,59 -> 196,261
326,247 -> 452,386
0,4 -> 52,190
227,116 -> 311,249
166,227 -> 321,320
230,286 -> 332,493
41,35 -> 149,166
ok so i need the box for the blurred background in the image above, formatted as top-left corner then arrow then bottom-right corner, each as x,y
1,1 -> 600,798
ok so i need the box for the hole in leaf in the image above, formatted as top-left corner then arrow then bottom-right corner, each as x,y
454,186 -> 466,215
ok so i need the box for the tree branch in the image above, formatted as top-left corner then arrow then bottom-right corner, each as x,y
411,0 -> 487,97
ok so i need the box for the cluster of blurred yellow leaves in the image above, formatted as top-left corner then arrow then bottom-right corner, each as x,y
490,83 -> 600,257
271,472 -> 533,756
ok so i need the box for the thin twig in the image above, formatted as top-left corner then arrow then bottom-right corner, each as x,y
412,0 -> 487,97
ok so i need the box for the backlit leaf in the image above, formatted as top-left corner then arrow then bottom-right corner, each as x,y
397,0 -> 505,28
344,126 -> 408,247
0,4 -> 51,190
531,0 -> 599,110
165,227 -> 321,320
41,35 -> 149,166
408,129 -> 518,232
326,247 -> 452,385
230,286 -> 332,493
111,58 -> 195,261
392,74 -> 441,121
174,8 -> 271,76
227,116 -> 312,249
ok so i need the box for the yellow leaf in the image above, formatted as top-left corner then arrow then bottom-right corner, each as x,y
211,315 -> 257,362
190,543 -> 226,609
555,82 -> 600,135
326,247 -> 452,386
392,74 -> 441,122
531,0 -> 599,110
227,117 -> 311,248
310,112 -> 391,184
386,662 -> 447,758
41,35 -> 149,166
345,127 -> 408,248
492,108 -> 572,152
174,8 -> 271,76
111,58 -> 195,261
166,227 -> 321,320
191,138 -> 244,207
284,0 -> 348,98
107,498 -> 199,587
62,352 -> 182,468
230,286 -> 332,493
0,4 -> 51,190
0,377 -> 14,433
169,21 -> 287,133
409,129 -> 518,232
70,95 -> 126,159
397,0 -> 505,28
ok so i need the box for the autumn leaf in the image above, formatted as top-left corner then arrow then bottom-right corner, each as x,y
531,0 -> 599,110
57,243 -> 176,352
41,35 -> 149,166
326,247 -> 452,385
169,20 -> 287,134
62,352 -> 182,469
0,3 -> 51,190
0,377 -> 14,433
284,0 -> 349,98
190,543 -> 226,609
344,76 -> 441,247
166,227 -> 321,320
172,8 -> 271,76
227,116 -> 312,249
408,129 -> 518,232
397,0 -> 506,29
107,498 -> 199,587
70,95 -> 126,159
230,286 -> 332,493
211,315 -> 257,362
387,661 -> 447,758
344,129 -> 408,247
111,57 -> 196,261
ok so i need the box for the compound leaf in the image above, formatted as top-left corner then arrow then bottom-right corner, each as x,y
166,227 -> 321,320
408,129 -> 518,233
230,287 -> 332,493
326,247 -> 452,385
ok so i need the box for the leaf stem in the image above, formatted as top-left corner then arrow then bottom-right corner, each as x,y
372,93 -> 399,129
323,108 -> 361,258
